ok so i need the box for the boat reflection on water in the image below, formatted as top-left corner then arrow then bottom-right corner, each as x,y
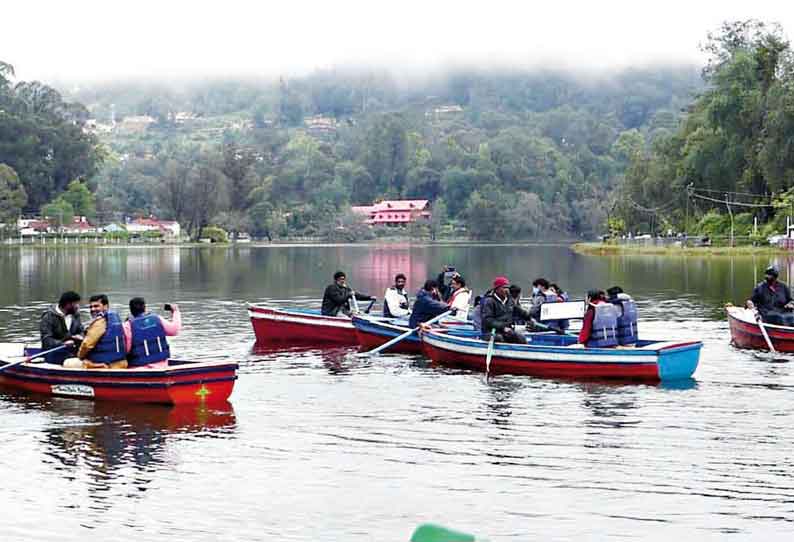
251,343 -> 357,374
1,391 -> 235,499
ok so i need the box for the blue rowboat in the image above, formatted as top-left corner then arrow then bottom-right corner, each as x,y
421,329 -> 701,381
352,314 -> 426,354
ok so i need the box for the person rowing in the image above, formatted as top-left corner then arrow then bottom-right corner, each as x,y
321,271 -> 375,317
77,294 -> 128,369
409,279 -> 452,328
39,291 -> 84,363
384,273 -> 410,318
481,276 -> 533,344
746,266 -> 794,325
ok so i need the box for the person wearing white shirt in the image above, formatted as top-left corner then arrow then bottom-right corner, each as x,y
384,273 -> 410,318
447,275 -> 472,319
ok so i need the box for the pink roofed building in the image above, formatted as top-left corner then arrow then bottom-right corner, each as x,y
352,200 -> 432,227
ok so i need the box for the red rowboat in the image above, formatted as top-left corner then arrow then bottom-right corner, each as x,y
726,305 -> 794,352
0,343 -> 237,405
248,304 -> 357,345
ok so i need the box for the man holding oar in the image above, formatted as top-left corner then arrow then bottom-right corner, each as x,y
481,276 -> 533,344
39,291 -> 84,363
747,266 -> 794,325
321,271 -> 375,317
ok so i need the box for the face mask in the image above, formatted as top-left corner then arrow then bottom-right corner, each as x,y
532,286 -> 540,295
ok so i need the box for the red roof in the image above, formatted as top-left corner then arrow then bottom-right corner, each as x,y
372,200 -> 429,212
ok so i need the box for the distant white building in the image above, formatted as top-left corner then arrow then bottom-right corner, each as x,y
125,217 -> 181,238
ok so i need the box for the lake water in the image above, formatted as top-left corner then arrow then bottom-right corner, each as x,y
1,244 -> 793,541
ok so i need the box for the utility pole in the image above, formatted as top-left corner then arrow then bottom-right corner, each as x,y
725,193 -> 734,247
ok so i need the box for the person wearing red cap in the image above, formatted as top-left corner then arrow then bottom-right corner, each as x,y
480,276 -> 532,344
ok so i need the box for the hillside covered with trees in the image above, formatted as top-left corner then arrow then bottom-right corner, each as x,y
619,20 -> 794,242
1,42 -> 715,240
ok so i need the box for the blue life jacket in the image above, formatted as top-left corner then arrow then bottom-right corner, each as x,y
383,288 -> 409,318
90,311 -> 126,363
128,313 -> 170,367
613,299 -> 638,345
586,303 -> 619,348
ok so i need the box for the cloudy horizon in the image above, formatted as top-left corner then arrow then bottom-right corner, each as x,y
2,1 -> 794,83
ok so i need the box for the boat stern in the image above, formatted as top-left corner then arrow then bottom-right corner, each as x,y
655,342 -> 702,381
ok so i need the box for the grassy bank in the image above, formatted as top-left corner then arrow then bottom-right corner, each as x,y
571,242 -> 791,256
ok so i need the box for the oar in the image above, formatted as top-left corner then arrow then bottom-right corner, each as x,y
364,298 -> 376,314
755,311 -> 777,353
530,319 -> 575,336
357,310 -> 452,357
410,523 -> 476,542
0,344 -> 70,373
484,328 -> 496,378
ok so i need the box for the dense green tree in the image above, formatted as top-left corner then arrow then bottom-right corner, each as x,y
0,164 -> 27,223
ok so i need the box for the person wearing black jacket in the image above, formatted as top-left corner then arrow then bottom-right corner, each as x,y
40,291 -> 84,362
321,271 -> 375,316
481,276 -> 532,344
748,266 -> 794,324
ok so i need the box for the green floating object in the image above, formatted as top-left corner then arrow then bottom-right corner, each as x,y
410,523 -> 476,542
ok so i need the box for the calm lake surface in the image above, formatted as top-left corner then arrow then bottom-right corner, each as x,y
2,244 -> 794,541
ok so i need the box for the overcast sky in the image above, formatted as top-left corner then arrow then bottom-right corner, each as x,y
2,1 -> 794,82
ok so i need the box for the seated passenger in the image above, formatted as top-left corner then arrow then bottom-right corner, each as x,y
409,280 -> 451,329
481,276 -> 532,344
78,294 -> 128,369
123,297 -> 182,369
748,266 -> 794,325
527,278 -> 550,321
39,291 -> 84,364
321,271 -> 375,316
509,285 -> 525,325
471,294 -> 485,331
384,273 -> 410,318
578,289 -> 619,348
447,275 -> 472,319
607,286 -> 638,346
549,283 -> 570,332
436,265 -> 460,302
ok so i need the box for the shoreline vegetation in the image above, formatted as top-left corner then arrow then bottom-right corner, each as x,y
571,242 -> 792,256
0,237 -> 575,249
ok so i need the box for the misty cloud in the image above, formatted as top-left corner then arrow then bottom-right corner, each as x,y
2,0 -> 793,81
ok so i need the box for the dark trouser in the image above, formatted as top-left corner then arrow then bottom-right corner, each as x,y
764,311 -> 794,326
490,328 -> 527,344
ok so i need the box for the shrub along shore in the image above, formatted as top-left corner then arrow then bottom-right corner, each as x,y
571,242 -> 792,256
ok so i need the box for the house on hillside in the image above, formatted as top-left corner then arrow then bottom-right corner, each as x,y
125,217 -> 181,238
117,115 -> 156,134
305,115 -> 337,138
17,218 -> 51,236
352,200 -> 432,227
62,216 -> 98,234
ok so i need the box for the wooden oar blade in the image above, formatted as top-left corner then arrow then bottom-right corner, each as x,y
410,523 -> 475,542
